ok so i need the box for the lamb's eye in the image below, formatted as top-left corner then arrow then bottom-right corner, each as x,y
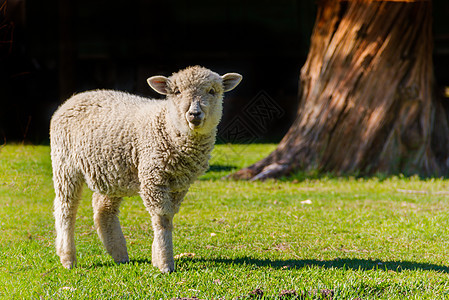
208,88 -> 215,95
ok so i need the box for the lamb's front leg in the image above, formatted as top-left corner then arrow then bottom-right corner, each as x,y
140,183 -> 178,273
151,214 -> 174,273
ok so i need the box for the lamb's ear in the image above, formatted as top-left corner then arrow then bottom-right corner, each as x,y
222,73 -> 242,92
147,76 -> 169,95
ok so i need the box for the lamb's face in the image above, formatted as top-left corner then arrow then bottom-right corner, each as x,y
148,66 -> 242,134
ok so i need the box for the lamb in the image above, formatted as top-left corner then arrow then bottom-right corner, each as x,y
50,66 -> 242,273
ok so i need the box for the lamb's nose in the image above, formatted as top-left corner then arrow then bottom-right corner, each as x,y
190,111 -> 201,118
187,110 -> 203,126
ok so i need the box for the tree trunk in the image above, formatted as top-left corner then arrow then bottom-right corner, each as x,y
231,0 -> 449,180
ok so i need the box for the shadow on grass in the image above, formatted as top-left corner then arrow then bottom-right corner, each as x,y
89,257 -> 449,274
181,257 -> 449,273
203,165 -> 449,183
200,164 -> 238,180
87,259 -> 152,269
207,164 -> 236,173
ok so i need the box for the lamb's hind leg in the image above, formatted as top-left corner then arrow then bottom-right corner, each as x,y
53,172 -> 83,269
92,193 -> 129,264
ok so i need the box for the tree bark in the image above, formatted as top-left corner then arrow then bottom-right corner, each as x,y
231,0 -> 449,180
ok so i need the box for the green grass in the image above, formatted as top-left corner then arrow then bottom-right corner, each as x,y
2,144 -> 449,299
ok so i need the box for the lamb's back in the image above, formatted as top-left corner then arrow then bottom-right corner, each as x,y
50,90 -> 163,196
51,90 -> 159,125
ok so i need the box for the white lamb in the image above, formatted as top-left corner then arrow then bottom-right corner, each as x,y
50,66 -> 242,273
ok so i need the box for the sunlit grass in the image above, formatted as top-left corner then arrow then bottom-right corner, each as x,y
1,144 -> 449,299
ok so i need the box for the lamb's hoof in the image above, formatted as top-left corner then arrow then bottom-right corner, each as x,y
153,260 -> 175,273
113,253 -> 129,265
114,258 -> 130,265
60,257 -> 77,269
159,266 -> 175,274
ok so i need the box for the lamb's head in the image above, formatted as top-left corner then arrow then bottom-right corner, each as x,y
147,66 -> 242,134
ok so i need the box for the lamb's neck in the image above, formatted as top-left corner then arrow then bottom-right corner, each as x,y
163,118 -> 216,154
172,127 -> 216,153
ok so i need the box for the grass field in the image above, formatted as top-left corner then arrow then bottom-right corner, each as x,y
2,144 -> 449,299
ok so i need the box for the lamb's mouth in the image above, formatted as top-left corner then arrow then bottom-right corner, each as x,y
188,118 -> 203,130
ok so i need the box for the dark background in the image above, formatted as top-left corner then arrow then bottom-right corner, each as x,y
1,0 -> 448,144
